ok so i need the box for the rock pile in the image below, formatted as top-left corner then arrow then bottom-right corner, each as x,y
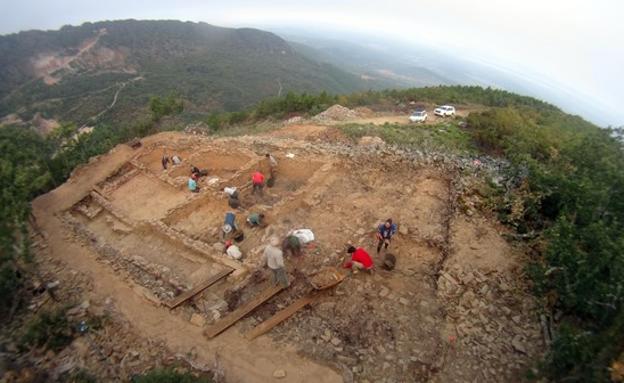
312,105 -> 358,122
436,265 -> 544,380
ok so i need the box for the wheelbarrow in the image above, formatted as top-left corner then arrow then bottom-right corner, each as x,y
308,266 -> 346,290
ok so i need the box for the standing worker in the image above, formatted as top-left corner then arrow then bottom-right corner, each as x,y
252,170 -> 265,196
265,153 -> 278,178
263,237 -> 289,287
376,218 -> 397,254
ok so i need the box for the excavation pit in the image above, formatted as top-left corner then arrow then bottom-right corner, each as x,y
163,194 -> 230,241
109,173 -> 188,221
136,147 -> 196,174
69,210 -> 231,300
167,151 -> 253,179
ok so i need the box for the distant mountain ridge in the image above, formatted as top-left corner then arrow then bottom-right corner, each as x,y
0,19 -> 375,126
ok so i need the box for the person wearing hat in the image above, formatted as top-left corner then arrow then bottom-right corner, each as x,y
263,236 -> 289,288
376,218 -> 397,254
221,212 -> 238,240
224,240 -> 242,260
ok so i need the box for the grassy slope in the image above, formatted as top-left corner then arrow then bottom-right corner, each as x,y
0,20 -> 371,126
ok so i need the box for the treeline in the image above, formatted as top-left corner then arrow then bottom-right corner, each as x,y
0,95 -> 183,319
466,107 -> 624,381
203,85 -> 560,131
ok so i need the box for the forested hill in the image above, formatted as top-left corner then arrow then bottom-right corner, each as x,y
0,19 -> 371,127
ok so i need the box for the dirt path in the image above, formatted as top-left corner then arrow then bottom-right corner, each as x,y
32,142 -> 342,383
92,76 -> 143,121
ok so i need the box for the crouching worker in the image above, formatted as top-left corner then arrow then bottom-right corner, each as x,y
263,237 -> 289,288
224,240 -> 243,261
221,212 -> 239,240
191,165 -> 208,178
188,174 -> 199,193
282,234 -> 303,258
343,246 -> 374,274
246,212 -> 265,227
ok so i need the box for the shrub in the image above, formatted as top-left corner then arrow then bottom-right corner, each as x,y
19,308 -> 74,351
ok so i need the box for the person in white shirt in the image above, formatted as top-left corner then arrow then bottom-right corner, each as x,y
224,240 -> 242,260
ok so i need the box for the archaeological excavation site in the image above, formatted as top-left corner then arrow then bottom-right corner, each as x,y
29,127 -> 546,382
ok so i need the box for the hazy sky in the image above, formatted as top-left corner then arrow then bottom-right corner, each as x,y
1,0 -> 623,126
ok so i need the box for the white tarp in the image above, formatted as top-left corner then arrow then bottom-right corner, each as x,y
290,229 -> 315,244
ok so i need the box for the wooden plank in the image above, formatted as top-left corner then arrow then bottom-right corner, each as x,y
165,268 -> 233,309
246,294 -> 317,340
204,283 -> 284,339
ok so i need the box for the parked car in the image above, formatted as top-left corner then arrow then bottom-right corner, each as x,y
434,105 -> 456,117
409,109 -> 428,123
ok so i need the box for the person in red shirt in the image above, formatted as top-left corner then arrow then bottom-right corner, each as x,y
252,170 -> 265,196
343,246 -> 374,273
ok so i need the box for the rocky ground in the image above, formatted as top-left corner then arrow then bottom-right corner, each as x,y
0,231 -> 219,382
3,114 -> 545,382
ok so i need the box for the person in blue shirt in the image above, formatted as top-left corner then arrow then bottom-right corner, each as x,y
222,212 -> 240,240
376,218 -> 397,254
188,174 -> 199,193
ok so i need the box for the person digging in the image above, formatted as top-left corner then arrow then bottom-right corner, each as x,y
221,212 -> 244,241
343,245 -> 374,274
187,174 -> 200,193
190,164 -> 208,178
251,170 -> 265,197
246,212 -> 266,227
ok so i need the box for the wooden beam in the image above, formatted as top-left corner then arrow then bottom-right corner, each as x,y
204,283 -> 284,339
165,268 -> 233,309
245,294 -> 317,340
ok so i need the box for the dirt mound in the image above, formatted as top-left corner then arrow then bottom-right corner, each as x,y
313,104 -> 357,122
353,106 -> 375,118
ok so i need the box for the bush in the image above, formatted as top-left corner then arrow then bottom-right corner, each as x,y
464,106 -> 624,379
149,94 -> 184,121
19,308 -> 74,351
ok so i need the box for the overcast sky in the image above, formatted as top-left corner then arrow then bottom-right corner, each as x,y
1,0 -> 623,126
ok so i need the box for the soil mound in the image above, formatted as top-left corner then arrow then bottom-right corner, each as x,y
313,104 -> 357,122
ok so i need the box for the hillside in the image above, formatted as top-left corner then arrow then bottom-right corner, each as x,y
286,36 -> 452,89
0,20 -> 371,128
1,86 -> 623,381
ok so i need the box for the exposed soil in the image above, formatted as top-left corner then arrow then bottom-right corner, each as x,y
27,128 -> 544,382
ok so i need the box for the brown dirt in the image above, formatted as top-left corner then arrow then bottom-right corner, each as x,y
109,173 -> 188,221
29,129 -> 543,382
